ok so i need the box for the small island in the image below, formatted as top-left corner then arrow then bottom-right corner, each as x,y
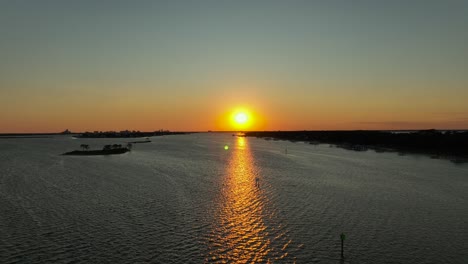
129,138 -> 151,144
63,144 -> 132,156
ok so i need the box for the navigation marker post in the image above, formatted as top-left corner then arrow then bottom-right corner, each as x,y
340,233 -> 346,259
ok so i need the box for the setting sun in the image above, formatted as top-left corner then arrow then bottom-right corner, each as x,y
215,106 -> 266,131
234,112 -> 248,124
229,109 -> 253,130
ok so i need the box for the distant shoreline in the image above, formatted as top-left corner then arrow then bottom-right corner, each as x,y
2,129 -> 468,137
0,133 -> 71,137
244,130 -> 468,164
75,131 -> 194,138
0,136 -> 54,139
0,131 -> 195,138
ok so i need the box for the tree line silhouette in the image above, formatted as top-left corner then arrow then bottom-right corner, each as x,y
245,130 -> 468,162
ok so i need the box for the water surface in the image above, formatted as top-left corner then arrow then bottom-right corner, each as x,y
0,134 -> 467,263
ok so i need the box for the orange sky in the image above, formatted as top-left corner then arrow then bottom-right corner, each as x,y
1,80 -> 467,132
1,1 -> 468,132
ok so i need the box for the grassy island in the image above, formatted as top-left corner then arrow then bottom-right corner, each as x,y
63,144 -> 131,156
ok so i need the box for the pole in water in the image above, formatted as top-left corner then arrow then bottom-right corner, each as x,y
340,233 -> 346,259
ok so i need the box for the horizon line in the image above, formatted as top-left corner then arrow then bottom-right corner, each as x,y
2,128 -> 468,135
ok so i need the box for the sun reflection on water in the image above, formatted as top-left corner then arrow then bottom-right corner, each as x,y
207,137 -> 291,263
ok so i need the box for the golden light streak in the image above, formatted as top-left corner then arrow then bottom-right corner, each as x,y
207,137 -> 272,262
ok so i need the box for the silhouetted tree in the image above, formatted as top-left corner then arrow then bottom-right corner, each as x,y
80,144 -> 89,150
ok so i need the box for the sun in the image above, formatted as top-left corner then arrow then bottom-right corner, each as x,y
229,109 -> 252,130
223,107 -> 261,131
234,112 -> 248,124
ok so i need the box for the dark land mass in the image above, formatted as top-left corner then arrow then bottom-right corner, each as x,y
0,130 -> 73,138
63,143 -> 131,156
63,147 -> 130,156
0,133 -> 73,138
129,140 -> 152,144
0,136 -> 54,139
76,131 -> 193,138
245,130 -> 468,163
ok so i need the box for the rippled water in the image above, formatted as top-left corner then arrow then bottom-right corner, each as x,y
0,134 -> 467,263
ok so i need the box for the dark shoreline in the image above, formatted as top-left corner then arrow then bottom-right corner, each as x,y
0,131 -> 195,138
76,131 -> 194,138
128,140 -> 151,144
245,130 -> 468,164
0,136 -> 54,139
62,148 -> 130,156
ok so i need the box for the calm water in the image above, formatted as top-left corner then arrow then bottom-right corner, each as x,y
0,134 -> 467,263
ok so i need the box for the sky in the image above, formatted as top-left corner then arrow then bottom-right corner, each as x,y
1,0 -> 468,132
